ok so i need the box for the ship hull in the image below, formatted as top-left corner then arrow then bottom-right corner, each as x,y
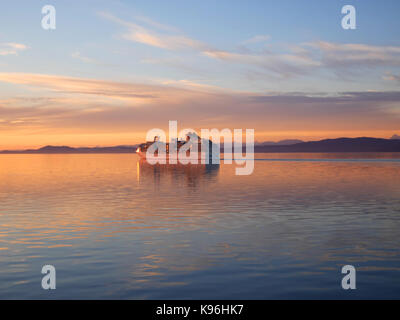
136,150 -> 219,164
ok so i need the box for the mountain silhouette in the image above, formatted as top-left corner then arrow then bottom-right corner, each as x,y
1,137 -> 400,153
0,145 -> 138,154
254,137 -> 400,152
256,139 -> 304,146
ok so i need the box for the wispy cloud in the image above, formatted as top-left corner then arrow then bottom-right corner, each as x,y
133,15 -> 180,33
383,72 -> 400,83
0,42 -> 29,56
71,51 -> 96,64
0,72 -> 210,105
0,72 -> 162,104
98,12 -> 400,81
1,72 -> 399,145
203,49 -> 321,78
306,41 -> 400,67
242,35 -> 271,44
204,41 -> 400,79
98,12 -> 320,77
99,12 -> 207,51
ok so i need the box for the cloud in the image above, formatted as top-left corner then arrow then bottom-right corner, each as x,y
0,72 -> 172,103
71,51 -> 96,64
383,72 -> 400,83
204,41 -> 400,79
203,49 -> 321,77
242,35 -> 271,44
99,12 -> 207,51
123,31 -> 205,51
133,15 -> 180,33
99,12 -> 400,81
158,79 -> 227,93
205,41 -> 400,78
306,41 -> 400,67
0,42 -> 29,56
1,72 -> 399,146
248,91 -> 400,104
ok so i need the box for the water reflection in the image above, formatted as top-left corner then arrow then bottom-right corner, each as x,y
0,154 -> 400,299
137,159 -> 219,190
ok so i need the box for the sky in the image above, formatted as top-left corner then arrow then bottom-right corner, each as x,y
0,0 -> 400,149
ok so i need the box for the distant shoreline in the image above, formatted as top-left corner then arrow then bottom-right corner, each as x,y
1,151 -> 400,154
1,137 -> 400,154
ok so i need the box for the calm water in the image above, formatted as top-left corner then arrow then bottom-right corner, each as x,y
0,153 -> 400,299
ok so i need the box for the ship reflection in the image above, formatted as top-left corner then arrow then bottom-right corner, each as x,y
137,159 -> 219,189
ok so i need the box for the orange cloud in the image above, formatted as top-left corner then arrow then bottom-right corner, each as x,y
99,12 -> 206,51
0,42 -> 29,56
0,72 -> 399,149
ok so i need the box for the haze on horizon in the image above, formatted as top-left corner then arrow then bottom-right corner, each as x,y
1,0 -> 400,149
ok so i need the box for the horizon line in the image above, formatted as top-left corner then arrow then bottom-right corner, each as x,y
1,135 -> 400,152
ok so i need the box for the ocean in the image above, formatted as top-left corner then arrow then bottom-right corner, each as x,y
1,153 -> 399,299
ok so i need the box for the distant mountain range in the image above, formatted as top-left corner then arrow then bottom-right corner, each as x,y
254,137 -> 400,153
1,136 -> 400,153
0,145 -> 138,154
255,139 -> 304,146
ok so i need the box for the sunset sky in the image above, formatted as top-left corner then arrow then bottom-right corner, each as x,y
1,0 -> 400,149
